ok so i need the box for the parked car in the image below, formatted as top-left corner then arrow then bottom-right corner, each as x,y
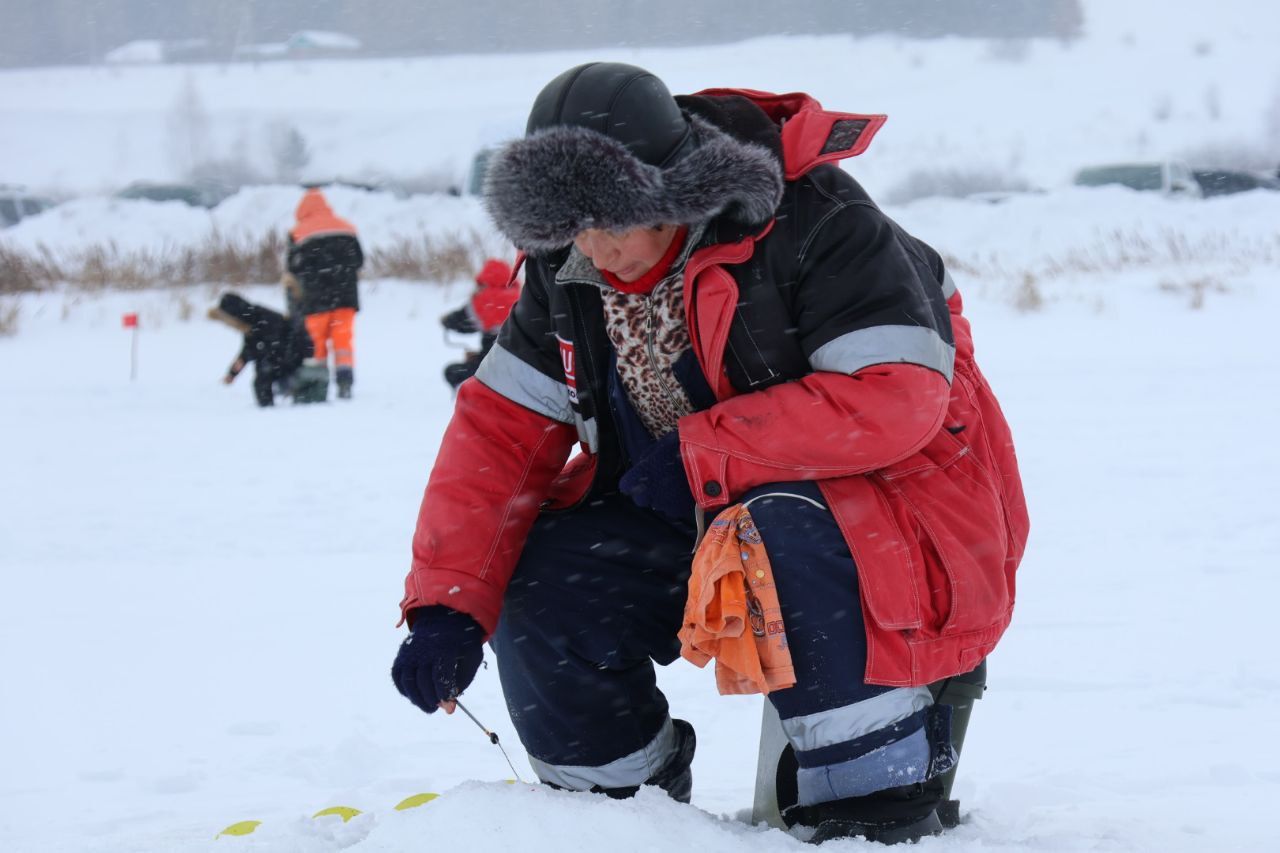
463,146 -> 496,197
1072,162 -> 1202,198
1192,168 -> 1280,197
964,188 -> 1047,205
115,182 -> 227,208
0,185 -> 54,228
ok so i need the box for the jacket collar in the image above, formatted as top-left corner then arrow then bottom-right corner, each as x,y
555,222 -> 708,290
688,88 -> 887,180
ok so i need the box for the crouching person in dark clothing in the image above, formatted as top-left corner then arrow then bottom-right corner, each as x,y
391,64 -> 1029,845
209,293 -> 313,407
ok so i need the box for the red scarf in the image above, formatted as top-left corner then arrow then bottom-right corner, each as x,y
599,227 -> 689,295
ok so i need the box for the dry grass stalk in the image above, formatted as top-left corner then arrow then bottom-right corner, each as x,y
0,299 -> 19,336
1158,276 -> 1229,309
0,230 -> 487,292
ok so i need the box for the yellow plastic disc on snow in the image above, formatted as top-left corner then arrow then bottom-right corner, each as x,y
313,805 -> 362,822
394,792 -> 439,811
216,819 -> 261,838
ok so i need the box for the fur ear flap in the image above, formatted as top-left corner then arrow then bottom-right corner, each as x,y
483,118 -> 783,252
659,115 -> 784,229
208,307 -> 250,333
483,127 -> 668,252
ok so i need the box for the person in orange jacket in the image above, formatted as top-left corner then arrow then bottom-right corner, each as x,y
286,187 -> 363,399
440,257 -> 522,390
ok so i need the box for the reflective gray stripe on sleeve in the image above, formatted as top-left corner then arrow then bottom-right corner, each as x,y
474,342 -> 574,424
527,717 -> 677,791
781,686 -> 932,752
941,269 -> 957,300
810,326 -> 955,381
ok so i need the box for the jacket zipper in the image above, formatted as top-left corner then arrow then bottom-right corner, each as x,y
644,280 -> 707,550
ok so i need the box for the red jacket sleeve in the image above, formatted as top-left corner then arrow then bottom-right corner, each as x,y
677,364 -> 949,507
400,379 -> 576,634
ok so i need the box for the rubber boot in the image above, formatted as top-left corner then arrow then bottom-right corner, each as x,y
443,354 -> 480,390
811,811 -> 944,845
810,809 -> 944,845
929,659 -> 987,828
785,777 -> 945,845
335,366 -> 353,400
769,660 -> 987,841
292,359 -> 329,404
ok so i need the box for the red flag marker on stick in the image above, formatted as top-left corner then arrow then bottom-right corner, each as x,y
122,312 -> 139,380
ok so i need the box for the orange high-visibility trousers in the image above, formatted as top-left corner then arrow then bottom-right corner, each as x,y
305,308 -> 356,368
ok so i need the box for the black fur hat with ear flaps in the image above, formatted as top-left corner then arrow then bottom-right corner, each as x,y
483,62 -> 784,253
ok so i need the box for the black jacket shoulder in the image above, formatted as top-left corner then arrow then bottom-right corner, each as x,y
287,234 -> 364,314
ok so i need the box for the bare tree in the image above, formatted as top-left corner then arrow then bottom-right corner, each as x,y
268,121 -> 311,183
166,75 -> 210,177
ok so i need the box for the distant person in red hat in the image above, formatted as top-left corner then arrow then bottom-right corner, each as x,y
286,188 -> 363,400
440,257 -> 522,390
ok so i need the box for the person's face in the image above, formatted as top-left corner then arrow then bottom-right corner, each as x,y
573,224 -> 678,283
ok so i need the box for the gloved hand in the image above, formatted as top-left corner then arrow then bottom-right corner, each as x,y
440,303 -> 479,334
619,430 -> 696,522
391,605 -> 485,714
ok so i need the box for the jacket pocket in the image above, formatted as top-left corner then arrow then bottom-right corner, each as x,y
875,427 -> 1010,637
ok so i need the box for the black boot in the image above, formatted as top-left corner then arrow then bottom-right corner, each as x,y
785,778 -> 945,846
335,366 -> 354,399
810,810 -> 944,845
592,719 -> 696,804
443,351 -> 484,390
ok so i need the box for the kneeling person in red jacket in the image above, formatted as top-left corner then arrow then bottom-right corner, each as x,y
441,257 -> 522,390
391,63 -> 1028,845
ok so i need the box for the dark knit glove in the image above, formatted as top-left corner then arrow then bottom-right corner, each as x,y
440,303 -> 479,334
391,605 -> 485,714
619,430 -> 696,522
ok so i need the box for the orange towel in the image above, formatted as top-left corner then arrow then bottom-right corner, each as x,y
679,504 -> 796,695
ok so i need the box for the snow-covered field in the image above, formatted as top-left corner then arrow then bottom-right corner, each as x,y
5,195 -> 1279,851
4,1 -> 1280,851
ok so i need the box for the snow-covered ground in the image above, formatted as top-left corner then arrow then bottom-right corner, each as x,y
4,195 -> 1279,851
3,1 -> 1280,850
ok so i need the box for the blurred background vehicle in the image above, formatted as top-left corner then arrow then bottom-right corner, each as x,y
1192,168 -> 1280,197
462,147 -> 496,197
1072,162 -> 1202,198
115,181 -> 229,208
964,188 -> 1048,204
0,184 -> 54,227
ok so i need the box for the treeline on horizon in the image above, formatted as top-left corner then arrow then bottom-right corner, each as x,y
1,0 -> 1085,68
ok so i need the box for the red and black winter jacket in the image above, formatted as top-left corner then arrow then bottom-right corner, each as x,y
401,90 -> 1029,687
